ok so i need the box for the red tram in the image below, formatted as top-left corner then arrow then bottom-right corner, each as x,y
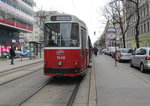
44,14 -> 92,77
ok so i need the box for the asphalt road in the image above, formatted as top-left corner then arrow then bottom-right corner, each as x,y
0,61 -> 92,106
0,69 -> 50,106
94,54 -> 150,106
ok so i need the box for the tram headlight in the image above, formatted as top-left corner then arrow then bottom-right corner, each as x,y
74,60 -> 78,67
58,61 -> 63,66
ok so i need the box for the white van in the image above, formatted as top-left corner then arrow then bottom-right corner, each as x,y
107,46 -> 119,57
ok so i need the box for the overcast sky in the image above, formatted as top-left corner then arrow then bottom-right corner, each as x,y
34,0 -> 108,43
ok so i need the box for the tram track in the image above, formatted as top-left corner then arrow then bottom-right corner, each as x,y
15,78 -> 52,106
67,77 -> 82,106
0,62 -> 43,85
17,77 -> 83,106
0,61 -> 43,74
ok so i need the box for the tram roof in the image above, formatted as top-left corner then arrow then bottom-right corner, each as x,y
45,14 -> 87,28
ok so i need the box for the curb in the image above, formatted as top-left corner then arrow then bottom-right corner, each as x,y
88,62 -> 97,106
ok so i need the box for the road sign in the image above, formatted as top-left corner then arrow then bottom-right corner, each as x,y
106,27 -> 116,33
19,39 -> 24,43
107,33 -> 116,40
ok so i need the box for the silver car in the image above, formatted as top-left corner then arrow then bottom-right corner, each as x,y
130,47 -> 150,73
116,48 -> 134,62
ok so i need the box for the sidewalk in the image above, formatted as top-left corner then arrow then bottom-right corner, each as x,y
0,57 -> 43,73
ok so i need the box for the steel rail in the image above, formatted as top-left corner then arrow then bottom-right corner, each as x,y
0,62 -> 42,77
67,77 -> 82,106
15,78 -> 53,106
0,68 -> 42,86
0,61 -> 43,74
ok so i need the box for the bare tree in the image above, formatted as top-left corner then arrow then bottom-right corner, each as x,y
103,0 -> 133,48
34,10 -> 60,42
35,10 -> 46,31
35,11 -> 59,31
127,0 -> 140,48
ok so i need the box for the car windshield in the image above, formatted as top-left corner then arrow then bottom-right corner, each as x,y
128,49 -> 134,53
44,23 -> 79,47
122,49 -> 129,53
121,49 -> 133,53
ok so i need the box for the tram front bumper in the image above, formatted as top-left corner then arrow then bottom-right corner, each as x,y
44,68 -> 81,76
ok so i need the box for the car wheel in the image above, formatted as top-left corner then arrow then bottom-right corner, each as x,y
130,60 -> 134,67
140,63 -> 146,73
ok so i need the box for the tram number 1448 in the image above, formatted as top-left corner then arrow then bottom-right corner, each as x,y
57,56 -> 66,60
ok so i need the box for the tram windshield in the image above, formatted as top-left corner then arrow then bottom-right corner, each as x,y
44,23 -> 79,47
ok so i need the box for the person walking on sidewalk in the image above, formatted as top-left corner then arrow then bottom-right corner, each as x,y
9,46 -> 16,65
93,47 -> 98,56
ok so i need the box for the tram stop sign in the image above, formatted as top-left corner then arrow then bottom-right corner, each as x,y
106,26 -> 116,40
19,39 -> 24,43
107,33 -> 116,40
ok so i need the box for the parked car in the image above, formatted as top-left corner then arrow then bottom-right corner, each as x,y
22,51 -> 30,57
15,50 -> 22,58
130,47 -> 150,73
0,52 -> 9,58
102,49 -> 107,55
116,48 -> 134,62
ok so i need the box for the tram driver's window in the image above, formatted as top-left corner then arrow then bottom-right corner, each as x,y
49,40 -> 57,46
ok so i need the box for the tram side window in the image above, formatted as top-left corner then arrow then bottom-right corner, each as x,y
44,23 -> 60,47
81,28 -> 86,49
70,23 -> 79,47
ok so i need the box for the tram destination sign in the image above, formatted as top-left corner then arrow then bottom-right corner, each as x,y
51,15 -> 71,21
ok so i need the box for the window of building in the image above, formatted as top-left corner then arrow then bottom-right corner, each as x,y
144,23 -> 146,33
143,7 -> 146,17
147,22 -> 150,32
140,9 -> 142,19
141,24 -> 143,34
147,5 -> 149,16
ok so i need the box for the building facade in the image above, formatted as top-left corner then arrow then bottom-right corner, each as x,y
122,0 -> 150,48
0,0 -> 35,54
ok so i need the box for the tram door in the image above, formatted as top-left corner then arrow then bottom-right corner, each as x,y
81,28 -> 87,70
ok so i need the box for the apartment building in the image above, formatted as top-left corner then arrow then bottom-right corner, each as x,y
0,0 -> 35,53
122,0 -> 150,48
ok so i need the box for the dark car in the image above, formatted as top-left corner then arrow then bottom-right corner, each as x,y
15,50 -> 22,58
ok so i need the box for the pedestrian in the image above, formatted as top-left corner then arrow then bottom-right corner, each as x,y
93,47 -> 98,56
9,46 -> 16,65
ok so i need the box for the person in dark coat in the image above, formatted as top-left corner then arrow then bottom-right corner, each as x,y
9,46 -> 16,65
93,47 -> 98,56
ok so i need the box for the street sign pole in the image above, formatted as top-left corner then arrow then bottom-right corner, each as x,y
20,42 -> 22,62
106,26 -> 117,67
19,39 -> 24,62
114,38 -> 117,67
